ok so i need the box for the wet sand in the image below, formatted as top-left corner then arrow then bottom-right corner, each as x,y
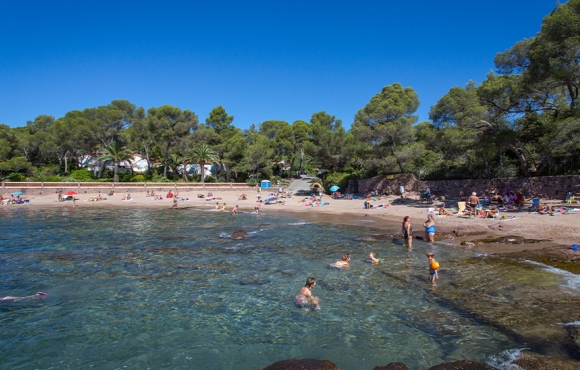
5,189 -> 580,256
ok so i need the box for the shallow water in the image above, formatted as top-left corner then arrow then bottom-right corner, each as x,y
0,207 -> 574,369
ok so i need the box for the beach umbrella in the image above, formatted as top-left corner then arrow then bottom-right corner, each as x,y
65,191 -> 78,196
11,191 -> 23,195
329,185 -> 340,192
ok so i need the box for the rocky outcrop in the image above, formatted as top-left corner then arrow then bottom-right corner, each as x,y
261,358 -> 339,370
373,362 -> 409,370
231,229 -> 248,239
426,361 -> 497,369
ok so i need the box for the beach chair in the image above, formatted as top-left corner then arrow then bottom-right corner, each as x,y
457,201 -> 466,215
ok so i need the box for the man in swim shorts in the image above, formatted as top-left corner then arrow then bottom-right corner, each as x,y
467,192 -> 479,219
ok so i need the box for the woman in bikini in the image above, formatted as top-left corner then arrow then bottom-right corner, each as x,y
294,277 -> 320,309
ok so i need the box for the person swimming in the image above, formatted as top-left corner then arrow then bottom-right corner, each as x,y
330,253 -> 350,268
369,252 -> 380,263
294,277 -> 320,309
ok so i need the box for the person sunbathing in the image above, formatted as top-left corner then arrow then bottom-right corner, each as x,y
536,204 -> 554,215
481,206 -> 499,218
438,204 -> 451,216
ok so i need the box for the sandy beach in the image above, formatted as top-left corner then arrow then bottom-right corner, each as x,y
4,189 -> 580,256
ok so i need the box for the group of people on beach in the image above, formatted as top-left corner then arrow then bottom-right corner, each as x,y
296,249 -> 440,310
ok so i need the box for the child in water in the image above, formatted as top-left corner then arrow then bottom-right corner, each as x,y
294,277 -> 320,310
427,252 -> 439,284
369,252 -> 381,263
231,205 -> 238,215
330,253 -> 350,268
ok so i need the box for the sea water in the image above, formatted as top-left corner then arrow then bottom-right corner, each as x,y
0,207 -> 533,369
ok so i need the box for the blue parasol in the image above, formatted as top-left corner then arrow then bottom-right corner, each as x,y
11,191 -> 23,195
329,186 -> 340,192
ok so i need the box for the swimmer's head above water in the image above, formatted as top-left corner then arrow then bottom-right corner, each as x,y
341,254 -> 351,262
304,277 -> 316,288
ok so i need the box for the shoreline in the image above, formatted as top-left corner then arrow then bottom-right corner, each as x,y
3,189 -> 579,257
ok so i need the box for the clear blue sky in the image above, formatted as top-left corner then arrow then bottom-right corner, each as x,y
0,0 -> 559,130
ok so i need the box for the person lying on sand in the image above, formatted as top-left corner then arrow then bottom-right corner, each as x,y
481,206 -> 499,218
536,204 -> 554,215
438,204 -> 451,216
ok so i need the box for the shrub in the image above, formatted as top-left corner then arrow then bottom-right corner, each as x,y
45,175 -> 63,182
247,179 -> 258,186
69,169 -> 94,182
131,175 -> 146,182
204,175 -> 216,183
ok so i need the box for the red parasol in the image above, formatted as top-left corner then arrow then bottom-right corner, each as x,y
65,191 -> 78,196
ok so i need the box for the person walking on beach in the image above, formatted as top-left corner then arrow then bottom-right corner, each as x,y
423,214 -> 435,243
402,216 -> 412,248
467,192 -> 479,219
255,199 -> 262,214
58,190 -> 62,202
427,252 -> 439,284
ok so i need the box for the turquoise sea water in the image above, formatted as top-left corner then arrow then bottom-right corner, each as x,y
1,207 -> 524,369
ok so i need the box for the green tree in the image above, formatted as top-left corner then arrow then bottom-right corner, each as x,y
98,141 -> 133,182
205,106 -> 234,135
352,83 -> 419,173
188,144 -> 219,184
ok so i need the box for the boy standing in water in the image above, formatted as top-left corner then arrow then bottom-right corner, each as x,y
427,252 -> 439,284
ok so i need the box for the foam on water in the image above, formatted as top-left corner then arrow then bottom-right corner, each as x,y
524,259 -> 580,291
486,348 -> 527,369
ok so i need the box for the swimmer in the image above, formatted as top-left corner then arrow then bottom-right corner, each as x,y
330,253 -> 350,268
294,277 -> 320,309
369,252 -> 380,263
222,202 -> 227,211
231,205 -> 238,215
427,252 -> 439,284
1,292 -> 47,302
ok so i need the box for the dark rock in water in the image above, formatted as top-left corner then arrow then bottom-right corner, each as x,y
222,245 -> 256,253
373,362 -> 409,370
237,277 -> 270,285
467,235 -> 549,246
262,358 -> 339,370
511,351 -> 580,369
427,360 -> 497,369
356,234 -> 395,241
231,230 -> 248,239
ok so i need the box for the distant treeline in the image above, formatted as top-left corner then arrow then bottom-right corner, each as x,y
1,0 -> 580,185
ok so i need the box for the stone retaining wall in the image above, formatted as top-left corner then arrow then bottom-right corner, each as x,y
347,174 -> 580,200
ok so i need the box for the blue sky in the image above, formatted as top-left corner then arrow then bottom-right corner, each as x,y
0,0 -> 559,130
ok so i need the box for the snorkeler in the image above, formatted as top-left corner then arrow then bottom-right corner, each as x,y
294,277 -> 320,310
1,292 -> 47,302
330,253 -> 350,268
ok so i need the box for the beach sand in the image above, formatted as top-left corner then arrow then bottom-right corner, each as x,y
4,189 -> 580,257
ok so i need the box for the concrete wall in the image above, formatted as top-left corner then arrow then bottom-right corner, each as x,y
347,174 -> 580,200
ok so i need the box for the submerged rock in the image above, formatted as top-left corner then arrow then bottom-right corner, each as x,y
426,360 -> 497,369
511,351 -> 580,369
373,362 -> 409,370
237,277 -> 270,285
231,230 -> 248,239
356,234 -> 395,241
262,358 -> 339,370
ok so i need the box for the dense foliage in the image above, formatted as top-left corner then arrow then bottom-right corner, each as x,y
2,1 -> 580,184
